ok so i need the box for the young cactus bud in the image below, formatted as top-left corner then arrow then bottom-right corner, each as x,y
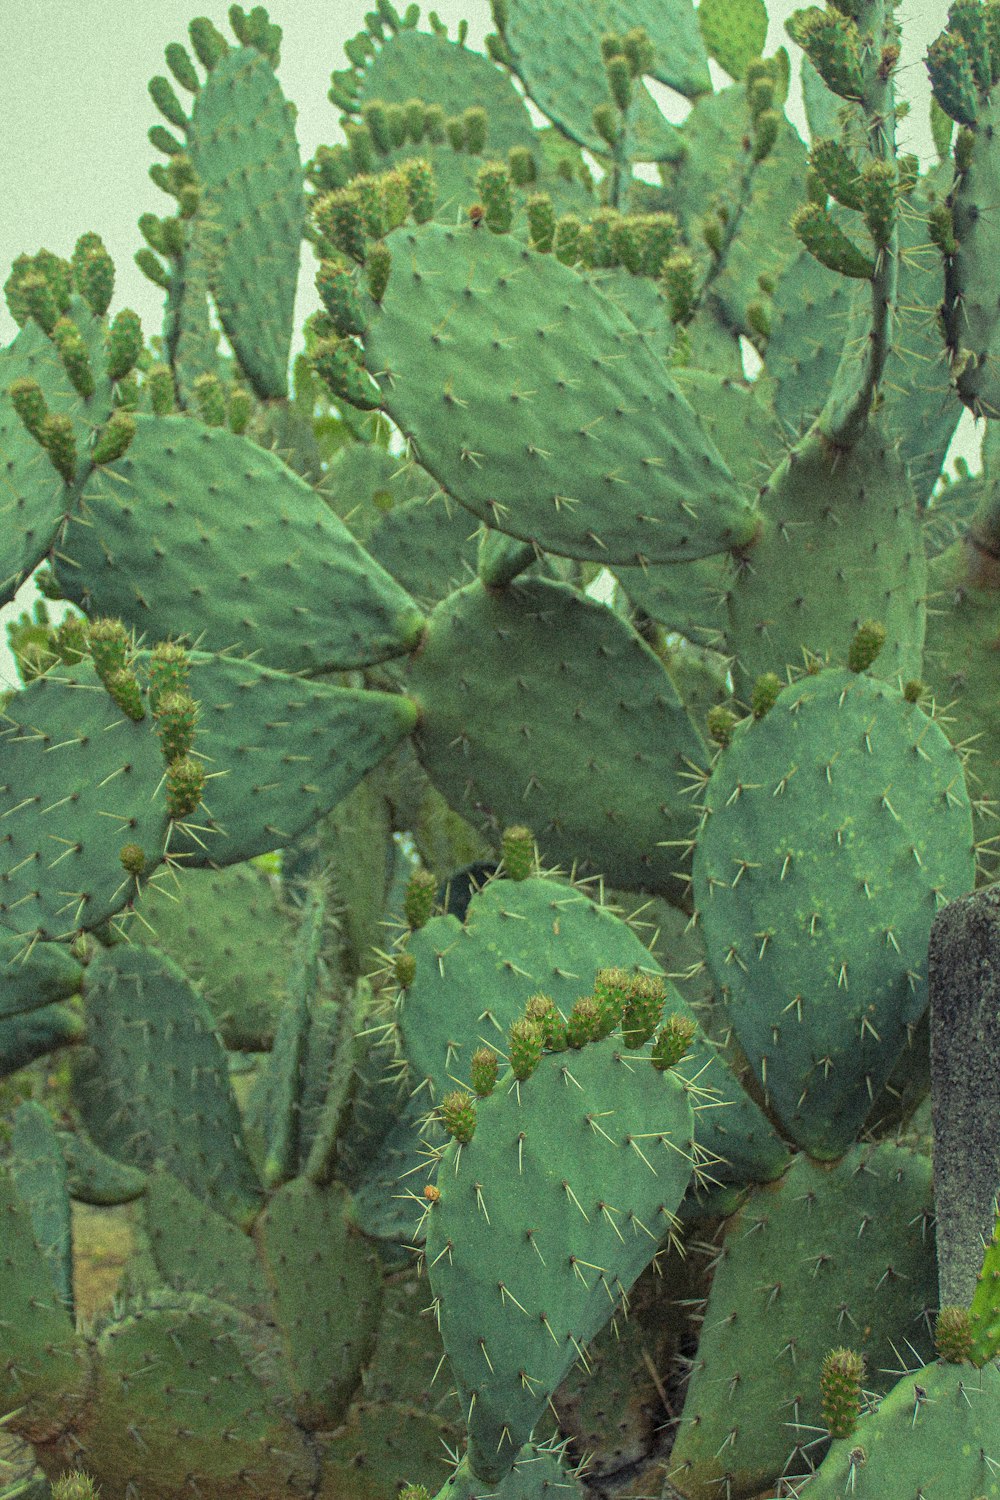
395,950 -> 416,988
366,241 -> 392,302
605,53 -> 632,112
620,973 -> 667,1048
147,640 -> 190,710
56,615 -> 88,665
707,705 -> 738,748
135,248 -> 172,290
751,109 -> 780,163
508,145 -> 536,186
47,318 -> 93,400
611,218 -> 642,274
527,193 -> 556,252
403,158 -> 435,223
154,690 -> 198,761
785,7 -> 864,100
652,1013 -> 697,1070
523,993 -> 566,1050
38,414 -> 78,485
925,30 -> 980,126
790,203 -> 875,279
403,868 -> 437,930
554,214 -> 582,265
144,362 -> 175,415
362,100 -> 393,154
954,125 -> 975,173
192,372 -> 226,427
88,617 -> 131,679
105,309 -> 144,382
748,76 -> 775,120
380,169 -> 410,231
501,825 -> 534,881
317,259 -> 367,336
631,213 -> 677,278
8,376 -> 48,441
314,188 -> 367,263
227,384 -> 251,434
592,966 -> 631,1037
3,250 -> 71,329
809,139 -> 865,211
165,754 -> 206,819
51,1474 -> 101,1500
165,40 -> 200,93
439,1089 -> 477,1144
848,619 -> 887,673
859,159 -> 898,249
189,15 -> 230,70
820,1348 -> 864,1439
149,124 -> 185,158
662,252 -> 698,323
104,667 -> 146,722
404,97 -> 425,143
470,1047 -> 499,1097
935,1305 -> 974,1363
119,843 -> 147,876
476,162 -> 513,232
902,679 -> 925,704
508,1018 -> 544,1080
622,26 -> 655,77
149,74 -> 189,130
91,410 -> 137,466
592,103 -> 621,148
381,105 -> 407,151
565,996 -> 602,1049
71,234 -> 115,317
312,337 -> 382,410
463,106 -> 488,154
751,671 -> 782,718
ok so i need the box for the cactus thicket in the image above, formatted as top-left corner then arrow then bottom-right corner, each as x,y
4,2 -> 1000,1498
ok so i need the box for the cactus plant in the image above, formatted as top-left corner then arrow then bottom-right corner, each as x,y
4,3 -> 1000,1498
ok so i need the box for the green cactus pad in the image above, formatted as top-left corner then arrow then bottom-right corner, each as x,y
692,667 -> 975,1158
726,422 -> 927,695
10,1101 -> 74,1317
59,414 -> 424,673
258,1176 -> 384,1429
407,577 -> 705,903
75,942 -> 263,1226
668,1142 -> 939,1499
697,0 -> 768,80
60,1125 -> 147,1205
425,1439 -> 585,1498
0,931 -> 83,1017
359,221 -> 756,566
939,92 -> 1000,418
144,1167 -> 271,1318
0,1003 -> 85,1078
136,861 -> 298,1049
803,1356 -> 1000,1498
188,46 -> 304,399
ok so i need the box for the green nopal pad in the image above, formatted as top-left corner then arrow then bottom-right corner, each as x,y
0,1166 -> 87,1444
137,861 -> 297,1050
60,1125 -> 147,1205
697,0 -> 768,80
424,1035 -> 694,1484
0,930 -> 83,1017
939,91 -> 1000,419
668,1143 -> 939,1500
0,662 -> 168,941
318,1400 -> 460,1499
426,1439 -> 585,1498
407,577 -> 705,903
500,0 -> 686,161
257,1177 -> 383,1430
804,1357 -> 1000,1499
47,1294 -> 318,1499
60,415 -> 423,674
726,423 -> 927,694
0,301 -> 114,603
11,1101 -> 74,1317
158,651 -> 418,866
0,1003 -> 85,1078
144,1167 -> 271,1318
362,491 -> 482,610
189,47 -> 304,399
77,943 -> 263,1226
361,221 -> 756,566
692,668 -> 974,1159
325,441 -> 438,547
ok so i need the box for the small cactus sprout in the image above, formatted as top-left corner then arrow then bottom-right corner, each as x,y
227,385 -> 251,434
154,690 -> 198,761
553,214 -> 582,265
51,317 -> 95,399
848,619 -> 888,673
902,678 -> 925,703
55,614 -> 88,665
395,950 -> 417,988
527,193 -> 555,252
38,413 -> 78,484
91,410 -> 137,466
165,754 -> 207,819
145,363 -> 176,415
8,375 -> 48,440
508,145 -> 536,186
193,372 -> 227,427
935,1305 -> 974,1363
620,972 -> 667,1048
51,1474 -> 101,1500
751,671 -> 783,719
565,995 -> 602,1048
508,1017 -> 544,1080
524,992 -> 567,1050
661,252 -> 698,323
707,705 -> 738,749
859,159 -> 898,249
400,1487 -> 432,1500
402,157 -> 435,223
476,162 -> 513,233
604,52 -> 632,113
592,966 -> 632,1037
366,241 -> 392,302
72,232 -> 115,316
105,308 -> 144,382
501,824 -> 535,881
87,618 -> 131,680
470,1046 -> 499,1096
820,1348 -> 865,1438
403,868 -> 437,929
119,843 -> 146,876
439,1089 -> 477,1144
146,640 -> 190,710
463,106 -> 488,154
652,1014 -> 697,1071
104,667 -> 146,722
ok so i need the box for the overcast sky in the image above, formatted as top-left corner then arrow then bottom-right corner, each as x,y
0,0 -> 967,690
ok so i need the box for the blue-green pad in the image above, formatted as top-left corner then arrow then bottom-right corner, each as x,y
668,1142 -> 939,1500
424,1033 -> 694,1483
1,298 -> 114,604
0,931 -> 83,1017
189,47 -> 304,400
10,1101 -> 74,1317
360,220 -> 756,566
407,577 -> 705,904
60,1125 -> 147,1205
0,1003 -> 85,1078
603,0 -> 711,97
77,942 -> 263,1226
398,871 -> 789,1188
802,1357 -> 1000,1498
143,1166 -> 271,1318
362,491 -> 481,609
692,668 -> 975,1159
59,414 -> 424,674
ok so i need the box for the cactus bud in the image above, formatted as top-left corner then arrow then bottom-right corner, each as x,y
165,754 -> 206,819
403,868 -> 437,929
72,234 -> 115,317
791,203 -> 875,279
751,671 -> 782,718
508,145 -> 536,186
87,618 -> 131,679
565,995 -> 602,1048
809,139 -> 865,211
527,193 -> 555,252
149,74 -> 189,130
751,108 -> 780,162
135,248 -> 172,290
165,41 -> 200,92
820,1348 -> 864,1438
395,950 -> 416,988
314,188 -> 367,264
745,299 -> 771,340
652,1014 -> 697,1070
154,690 -> 198,761
662,252 -> 698,323
508,1017 -> 544,1079
38,414 -> 78,484
954,126 -> 975,173
592,103 -> 621,148
189,16 -> 230,71
928,201 -> 958,257
785,7 -> 864,100
605,53 -> 632,112
611,217 -> 642,274
224,384 -> 249,434
748,76 -> 775,119
476,162 -> 513,232
620,972 -> 666,1048
902,679 -> 925,704
439,1090 -> 477,1143
312,337 -> 381,410
147,640 -> 190,710
935,1305 -> 974,1363
402,158 -> 435,224
848,619 -> 887,673
144,363 -> 175,416
317,259 -> 367,337
859,159 -> 898,249
400,1487 -> 432,1500
501,825 -> 534,881
3,251 -> 71,329
362,100 -> 393,154
51,1474 -> 101,1500
119,843 -> 147,876
105,309 -> 144,382
91,410 -> 137,466
925,30 -> 980,126
463,106 -> 488,154
707,705 -> 738,748
402,96 -> 425,143
622,26 -> 654,77
56,615 -> 88,665
104,667 -> 146,722
366,242 -> 392,303
470,1047 -> 499,1096
553,214 -> 582,265
380,168 -> 410,231
8,376 -> 48,441
192,373 -> 226,427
